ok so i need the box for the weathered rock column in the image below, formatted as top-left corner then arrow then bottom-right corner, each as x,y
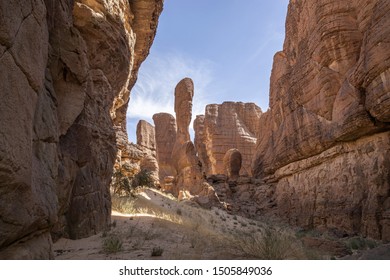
171,78 -> 203,195
152,113 -> 177,184
136,120 -> 159,185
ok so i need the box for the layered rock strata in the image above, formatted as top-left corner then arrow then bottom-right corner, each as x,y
252,0 -> 390,240
0,0 -> 163,259
194,102 -> 262,177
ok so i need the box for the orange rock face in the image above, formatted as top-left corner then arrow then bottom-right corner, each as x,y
171,78 -> 204,195
153,113 -> 177,182
194,102 -> 262,176
136,120 -> 159,184
252,0 -> 390,240
137,120 -> 156,150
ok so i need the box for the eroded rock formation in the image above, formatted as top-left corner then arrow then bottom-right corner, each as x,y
0,0 -> 163,259
194,102 -> 262,176
252,0 -> 390,240
136,120 -> 156,150
223,149 -> 242,180
136,120 -> 159,184
153,112 -> 177,182
171,78 -> 204,195
150,78 -> 218,205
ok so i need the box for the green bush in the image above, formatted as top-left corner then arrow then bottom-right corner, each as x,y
102,235 -> 123,254
236,228 -> 305,259
346,236 -> 378,250
111,168 -> 155,196
133,169 -> 155,188
151,246 -> 164,257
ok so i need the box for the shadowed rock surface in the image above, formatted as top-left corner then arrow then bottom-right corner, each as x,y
0,0 -> 163,259
223,149 -> 242,180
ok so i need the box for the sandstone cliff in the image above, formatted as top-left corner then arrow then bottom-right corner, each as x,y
194,102 -> 262,177
252,0 -> 390,241
0,0 -> 163,259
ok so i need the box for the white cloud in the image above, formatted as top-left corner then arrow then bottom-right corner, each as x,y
126,51 -> 216,142
246,24 -> 285,64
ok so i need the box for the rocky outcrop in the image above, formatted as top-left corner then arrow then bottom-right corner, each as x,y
207,175 -> 275,219
150,79 -> 219,206
153,113 -> 177,182
0,0 -> 163,259
114,123 -> 159,188
136,120 -> 159,184
137,120 -> 156,150
194,102 -> 262,176
252,0 -> 390,240
171,78 -> 204,195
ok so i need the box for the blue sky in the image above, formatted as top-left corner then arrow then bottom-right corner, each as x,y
127,0 -> 289,142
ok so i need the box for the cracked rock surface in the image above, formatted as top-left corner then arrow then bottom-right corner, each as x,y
252,0 -> 390,241
0,0 -> 163,259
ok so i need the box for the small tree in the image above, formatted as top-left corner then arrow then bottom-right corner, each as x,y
111,169 -> 134,196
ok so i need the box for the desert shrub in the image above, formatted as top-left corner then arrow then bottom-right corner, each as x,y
236,228 -> 305,259
102,235 -> 123,254
111,168 -> 155,197
346,236 -> 378,250
151,246 -> 164,257
132,169 -> 155,188
111,169 -> 134,196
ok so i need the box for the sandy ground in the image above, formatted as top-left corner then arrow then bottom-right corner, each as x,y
54,188 -> 390,260
54,188 -> 255,259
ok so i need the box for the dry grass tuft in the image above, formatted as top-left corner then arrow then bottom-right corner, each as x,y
232,227 -> 307,259
111,194 -> 137,214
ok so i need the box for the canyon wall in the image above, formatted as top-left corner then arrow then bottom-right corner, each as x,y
0,0 -> 163,259
194,102 -> 262,177
252,0 -> 390,240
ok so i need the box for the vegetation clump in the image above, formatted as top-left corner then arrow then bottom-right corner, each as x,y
151,246 -> 164,257
111,168 -> 155,196
102,235 -> 123,254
